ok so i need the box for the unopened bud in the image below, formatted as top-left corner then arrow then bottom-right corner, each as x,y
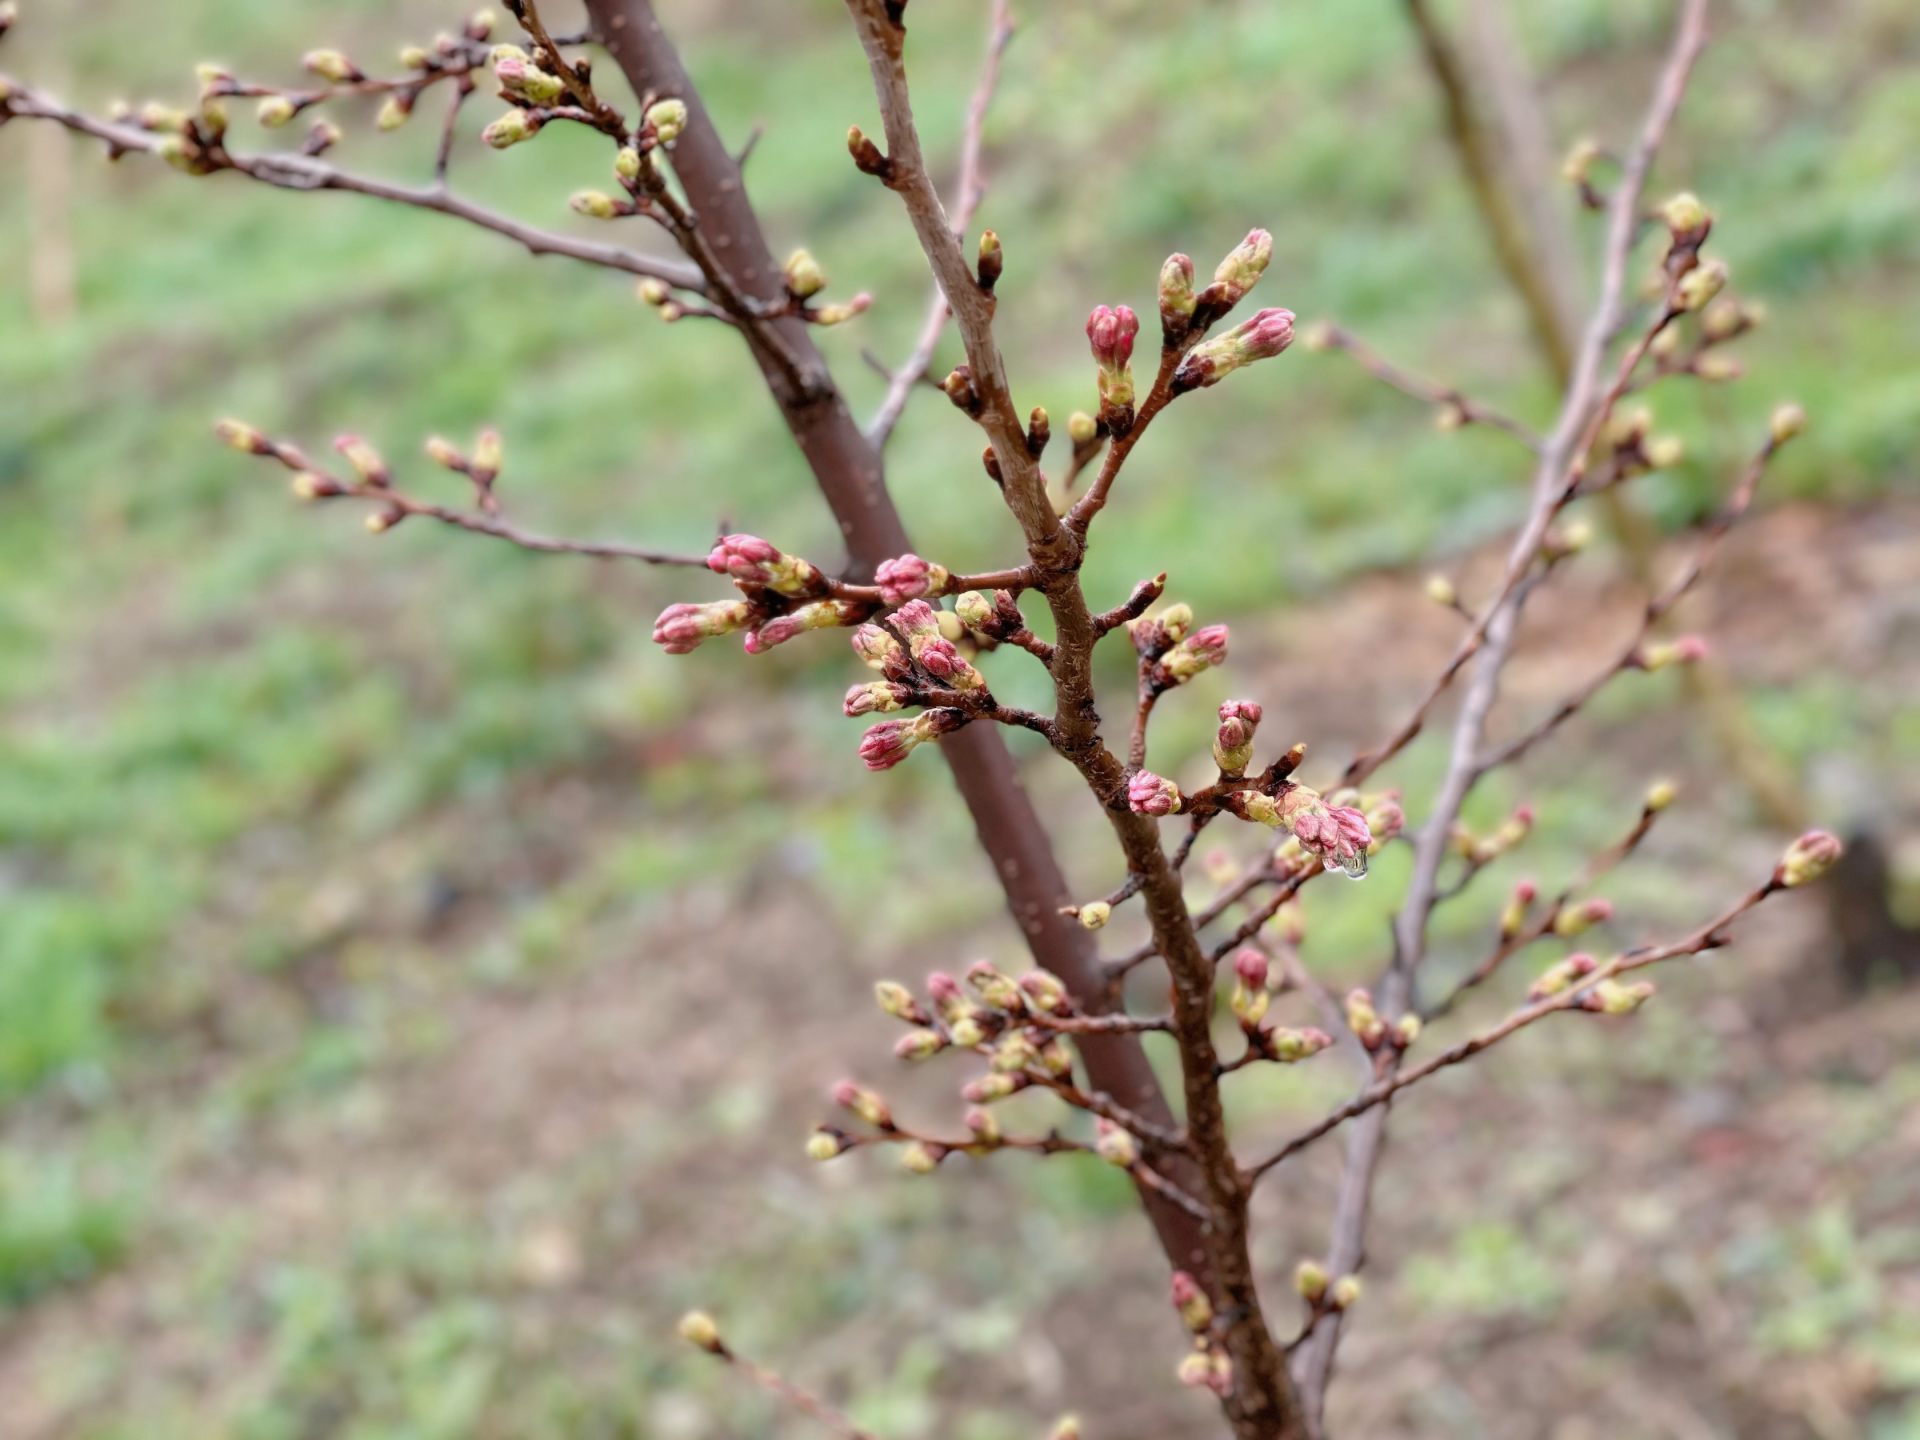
783,248 -> 827,299
1077,901 -> 1111,931
811,293 -> 872,327
1777,829 -> 1842,888
1561,137 -> 1602,186
976,229 -> 1003,292
645,98 -> 688,146
256,95 -> 298,129
1554,898 -> 1613,938
303,49 -> 363,84
1127,770 -> 1183,817
1636,635 -> 1709,671
677,1311 -> 722,1352
874,980 -> 924,1022
1067,411 -> 1098,445
571,189 -> 623,220
831,1080 -> 892,1129
375,94 -> 411,131
1425,574 -> 1457,608
1158,252 -> 1196,342
1674,258 -> 1728,312
1094,1118 -> 1138,1168
1294,1259 -> 1329,1303
1645,778 -> 1678,812
1328,1276 -> 1362,1311
482,108 -> 541,148
1170,307 -> 1295,394
1770,402 -> 1806,445
847,124 -> 890,181
806,1130 -> 846,1161
1171,1271 -> 1213,1333
1660,191 -> 1710,239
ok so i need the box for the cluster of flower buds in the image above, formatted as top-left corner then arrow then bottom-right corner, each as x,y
889,599 -> 984,691
1169,1272 -> 1232,1395
953,588 -> 1029,646
1086,305 -> 1140,434
1240,785 -> 1374,878
1151,624 -> 1230,689
1293,1259 -> 1362,1314
1128,770 -> 1184,817
1126,602 -> 1192,658
1171,308 -> 1296,395
874,553 -> 951,606
1345,988 -> 1419,1054
1601,404 -> 1687,476
1776,829 -> 1843,888
1212,699 -> 1263,775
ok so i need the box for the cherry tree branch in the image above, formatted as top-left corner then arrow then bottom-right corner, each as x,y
867,0 -> 1015,448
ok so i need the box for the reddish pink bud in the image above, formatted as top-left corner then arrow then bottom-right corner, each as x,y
889,598 -> 941,639
915,637 -> 969,681
1170,1270 -> 1204,1308
927,970 -> 963,1006
707,532 -> 779,579
652,599 -> 751,653
875,553 -> 947,607
1279,787 -> 1373,877
858,719 -> 917,771
1172,307 -> 1296,394
1086,304 -> 1140,369
1219,698 -> 1262,725
1127,770 -> 1183,817
843,680 -> 909,717
1233,948 -> 1269,990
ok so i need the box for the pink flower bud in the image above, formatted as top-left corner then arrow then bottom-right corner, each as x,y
1086,304 -> 1139,369
1162,624 -> 1229,683
843,680 -> 909,717
1017,970 -> 1070,1013
875,553 -> 947,606
1171,307 -> 1296,394
1232,947 -> 1269,990
651,599 -> 751,654
858,719 -> 918,771
831,1080 -> 892,1129
888,598 -> 941,639
927,970 -> 963,1008
707,533 -> 822,596
1636,634 -> 1710,671
1127,770 -> 1183,817
1279,786 -> 1373,877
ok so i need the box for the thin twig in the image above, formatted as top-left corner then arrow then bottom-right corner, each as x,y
867,0 -> 1015,448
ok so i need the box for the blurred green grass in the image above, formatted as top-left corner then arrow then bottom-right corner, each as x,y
1,0 -> 1917,1434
